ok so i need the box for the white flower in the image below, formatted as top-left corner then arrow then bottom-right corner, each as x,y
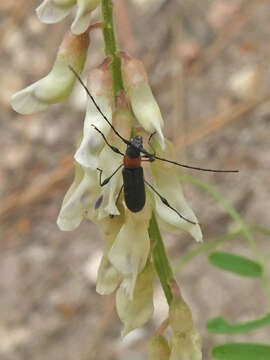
150,142 -> 202,243
96,106 -> 132,218
11,30 -> 89,115
108,199 -> 152,299
116,262 -> 154,337
121,56 -> 165,149
36,0 -> 76,24
74,65 -> 114,170
37,0 -> 101,34
96,215 -> 124,295
57,162 -> 100,231
71,0 -> 101,35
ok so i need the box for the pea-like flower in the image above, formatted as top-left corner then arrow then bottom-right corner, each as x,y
36,0 -> 101,34
36,0 -> 76,24
150,141 -> 202,243
121,54 -> 165,149
57,162 -> 100,231
74,62 -> 114,171
108,199 -> 152,299
116,261 -> 155,337
169,297 -> 202,360
96,214 -> 124,295
10,30 -> 89,114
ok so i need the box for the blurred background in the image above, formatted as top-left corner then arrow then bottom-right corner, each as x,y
1,0 -> 270,359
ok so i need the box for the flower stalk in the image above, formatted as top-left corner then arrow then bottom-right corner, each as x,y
101,0 -> 177,307
101,0 -> 124,100
149,212 -> 174,305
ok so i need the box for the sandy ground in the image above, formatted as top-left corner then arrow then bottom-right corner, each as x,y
1,0 -> 270,359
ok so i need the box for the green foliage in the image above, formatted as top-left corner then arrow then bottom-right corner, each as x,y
212,343 -> 270,360
207,313 -> 270,334
208,251 -> 263,277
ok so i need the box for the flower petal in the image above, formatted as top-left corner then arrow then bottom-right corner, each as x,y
11,30 -> 89,114
36,0 -> 76,24
96,216 -> 124,295
150,143 -> 202,242
71,0 -> 101,34
74,66 -> 113,170
116,262 -> 154,337
108,201 -> 152,298
57,163 -> 100,231
122,56 -> 165,149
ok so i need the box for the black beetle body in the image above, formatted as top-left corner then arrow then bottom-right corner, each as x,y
122,166 -> 145,212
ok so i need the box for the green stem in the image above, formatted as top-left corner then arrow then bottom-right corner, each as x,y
174,225 -> 270,273
101,0 -> 124,100
148,212 -> 174,305
182,175 -> 270,308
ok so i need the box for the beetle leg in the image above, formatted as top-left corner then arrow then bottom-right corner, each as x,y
97,164 -> 123,187
144,179 -> 196,225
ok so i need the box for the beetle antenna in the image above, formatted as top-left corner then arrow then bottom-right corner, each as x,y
153,155 -> 239,173
69,65 -> 130,146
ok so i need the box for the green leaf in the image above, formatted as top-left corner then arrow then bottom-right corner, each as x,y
207,313 -> 270,334
208,251 -> 263,277
212,343 -> 270,360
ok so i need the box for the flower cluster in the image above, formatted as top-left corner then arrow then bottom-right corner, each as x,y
11,1 -> 203,356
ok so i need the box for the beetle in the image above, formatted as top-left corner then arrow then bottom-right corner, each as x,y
70,66 -> 238,224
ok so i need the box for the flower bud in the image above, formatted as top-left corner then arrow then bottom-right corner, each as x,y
169,298 -> 193,335
169,330 -> 202,360
36,0 -> 76,24
71,0 -> 101,34
96,215 -> 124,295
74,64 -> 114,170
147,334 -> 170,360
150,141 -> 202,243
116,262 -> 154,337
11,30 -> 89,115
121,56 -> 165,149
57,162 -> 100,231
108,199 -> 152,298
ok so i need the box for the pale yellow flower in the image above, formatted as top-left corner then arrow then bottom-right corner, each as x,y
116,262 -> 154,337
108,199 -> 152,299
74,65 -> 114,170
122,56 -> 165,149
150,141 -> 202,242
11,30 -> 89,114
36,0 -> 101,34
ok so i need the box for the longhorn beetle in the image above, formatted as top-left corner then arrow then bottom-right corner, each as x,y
70,66 -> 238,225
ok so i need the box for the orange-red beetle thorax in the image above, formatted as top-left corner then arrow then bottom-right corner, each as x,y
124,155 -> 141,168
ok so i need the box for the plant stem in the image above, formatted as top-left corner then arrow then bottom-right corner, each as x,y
149,212 -> 174,305
101,0 -> 124,100
174,225 -> 270,273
